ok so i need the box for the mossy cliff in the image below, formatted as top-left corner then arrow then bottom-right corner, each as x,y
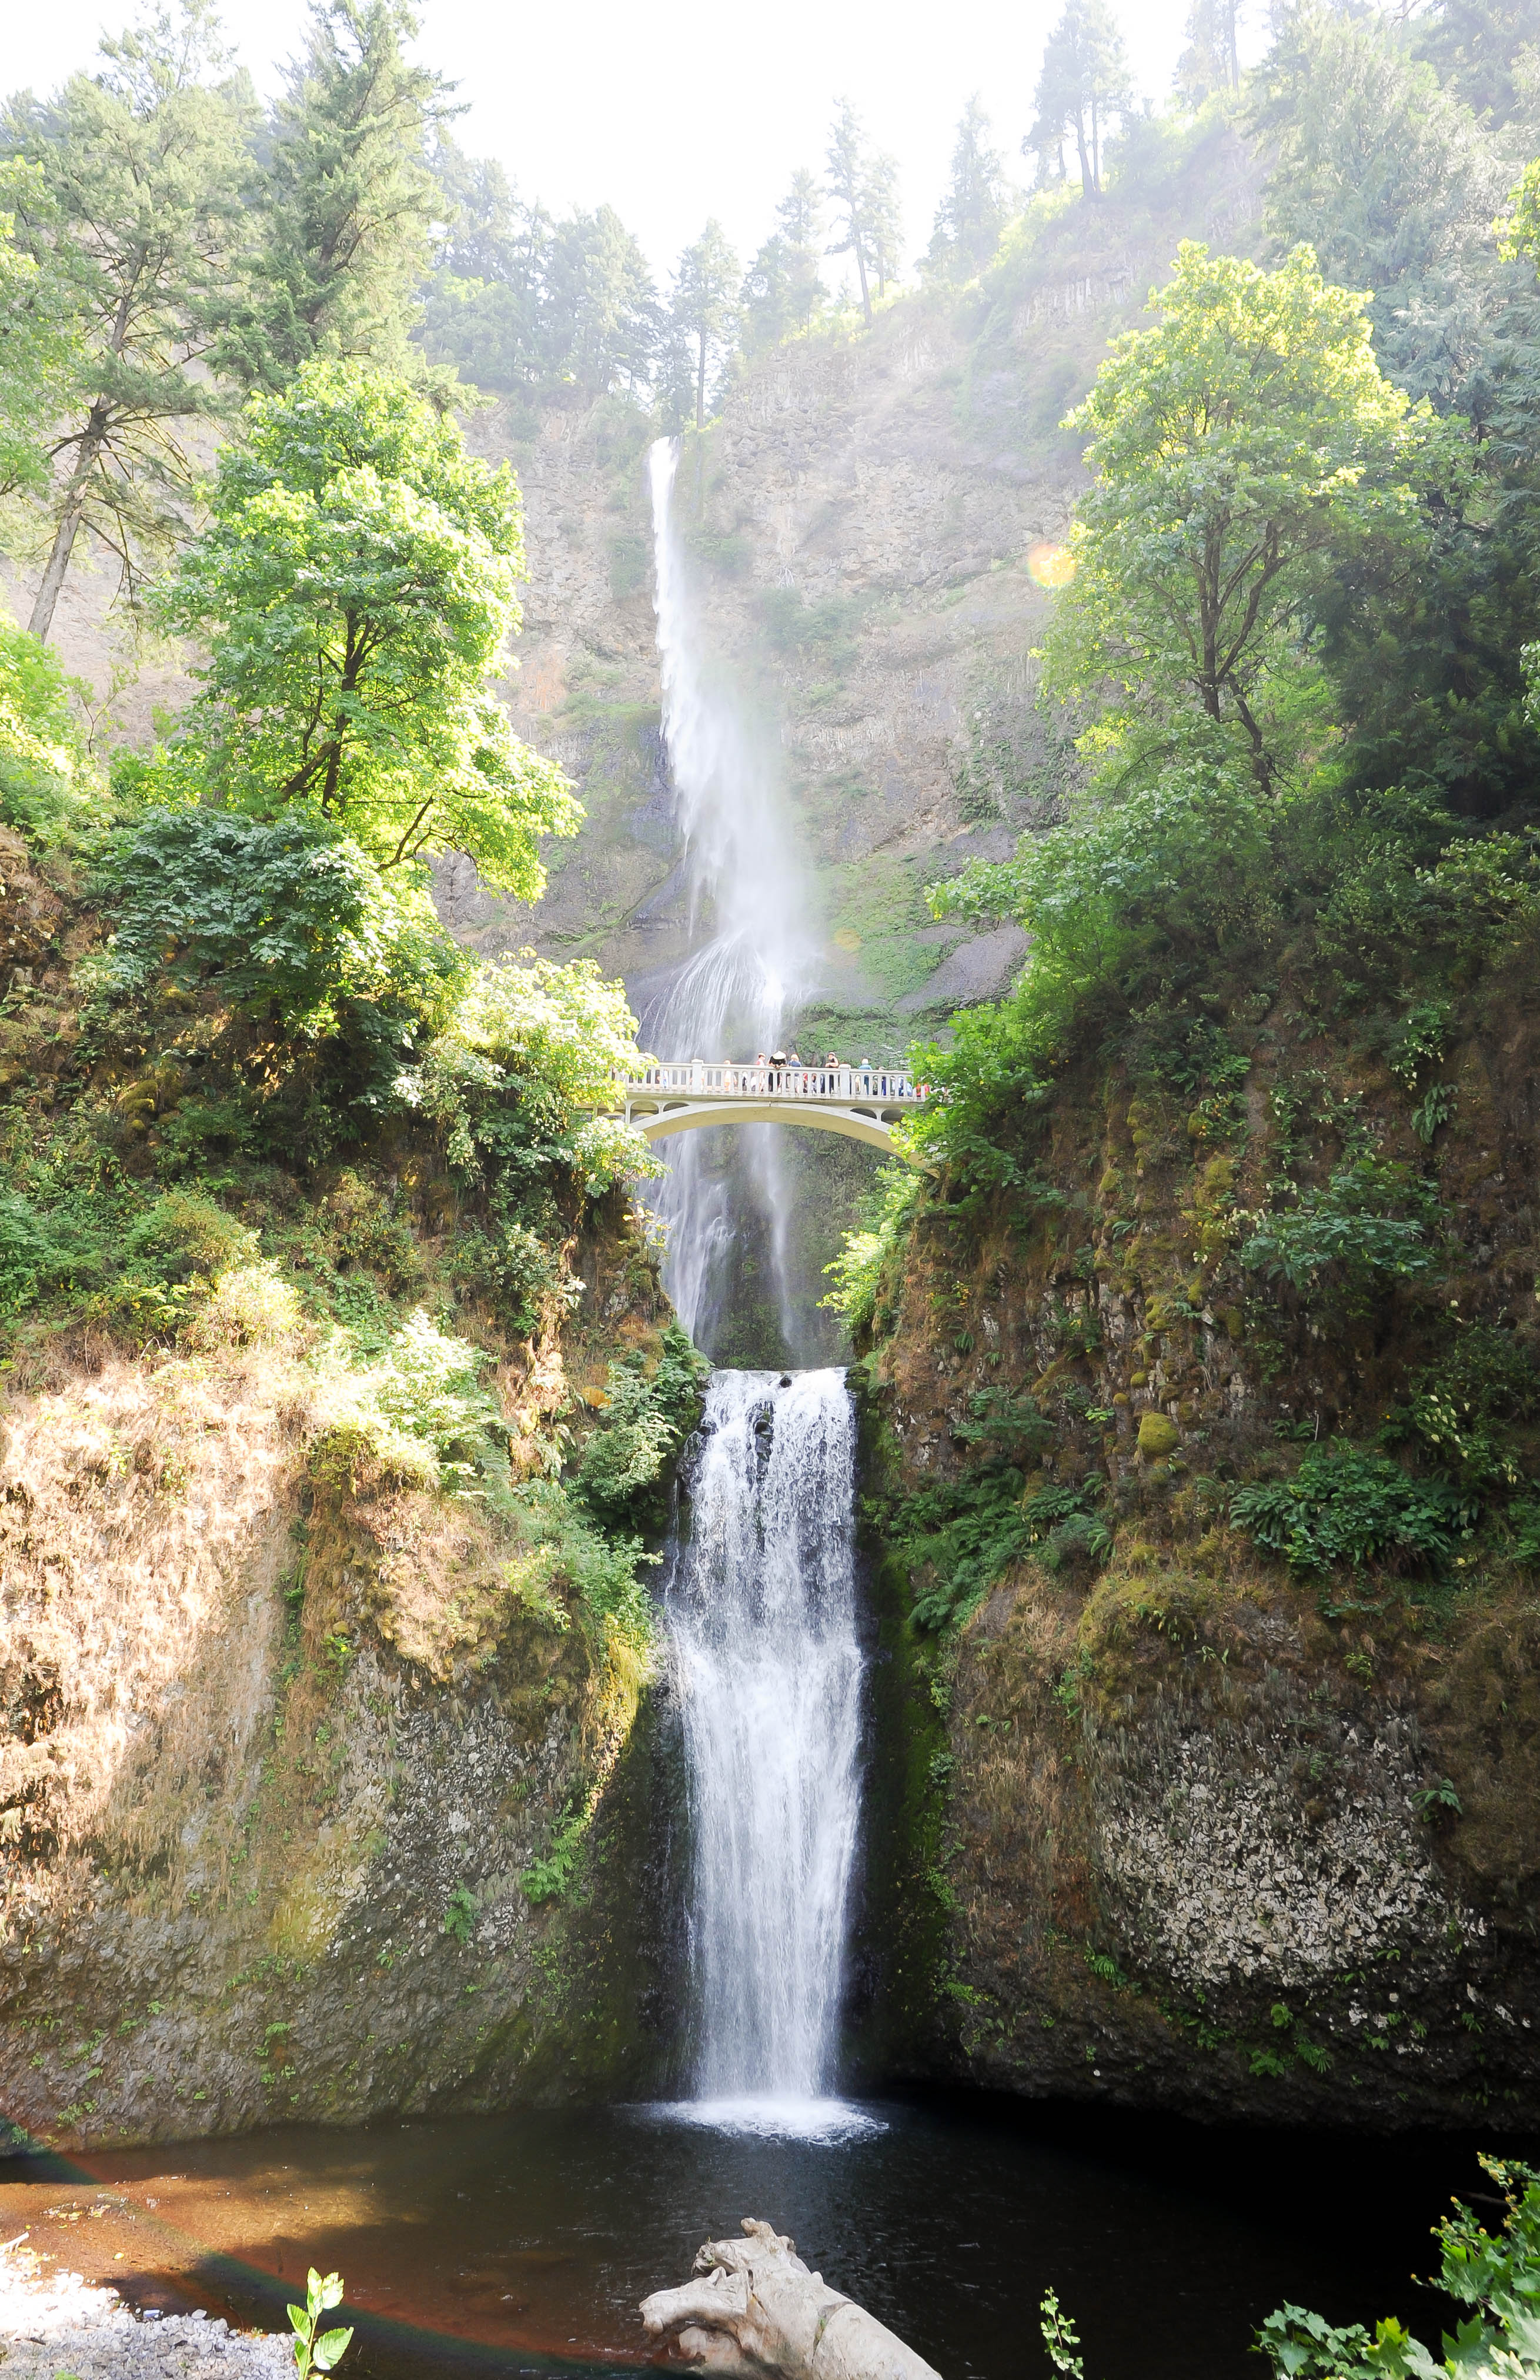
849,949 -> 1540,2127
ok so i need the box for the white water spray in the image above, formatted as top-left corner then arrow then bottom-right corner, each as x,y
666,1368 -> 864,2109
644,439 -> 813,1353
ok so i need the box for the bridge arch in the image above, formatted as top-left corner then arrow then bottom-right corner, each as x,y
618,1063 -> 923,1159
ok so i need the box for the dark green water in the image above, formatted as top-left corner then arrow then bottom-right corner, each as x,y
1,2091 -> 1511,2379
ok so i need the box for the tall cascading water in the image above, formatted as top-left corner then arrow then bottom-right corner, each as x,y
643,438 -> 815,1356
665,1368 -> 864,2105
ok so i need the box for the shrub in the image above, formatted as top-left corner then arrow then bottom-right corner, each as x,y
1242,1155 -> 1445,1309
1230,1443 -> 1471,1574
574,1324 -> 709,1527
1255,2155 -> 1540,2380
0,610 -> 98,849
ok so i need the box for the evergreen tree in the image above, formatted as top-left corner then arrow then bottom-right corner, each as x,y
2,0 -> 252,642
926,96 -> 1010,282
669,219 -> 738,430
0,161 -> 81,505
213,0 -> 445,391
825,98 -> 899,323
1175,0 -> 1242,104
740,169 -> 825,355
1025,0 -> 1133,200
420,132 -> 656,399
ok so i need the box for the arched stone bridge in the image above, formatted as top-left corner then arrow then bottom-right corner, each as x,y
619,1062 -> 923,1154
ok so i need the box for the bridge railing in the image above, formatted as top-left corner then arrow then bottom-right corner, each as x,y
627,1060 -> 919,1101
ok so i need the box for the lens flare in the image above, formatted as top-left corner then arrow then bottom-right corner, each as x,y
1026,540 -> 1075,589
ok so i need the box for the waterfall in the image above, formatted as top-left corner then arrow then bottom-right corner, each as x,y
665,1368 -> 864,2110
642,438 -> 814,1355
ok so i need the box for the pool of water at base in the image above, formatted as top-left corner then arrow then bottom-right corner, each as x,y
0,2091 -> 1524,2380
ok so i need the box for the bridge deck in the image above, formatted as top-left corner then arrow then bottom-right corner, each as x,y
617,1063 -> 923,1153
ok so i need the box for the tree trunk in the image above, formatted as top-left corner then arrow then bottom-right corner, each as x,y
1074,112 -> 1097,202
854,236 -> 871,325
28,408 -> 110,645
696,330 -> 707,432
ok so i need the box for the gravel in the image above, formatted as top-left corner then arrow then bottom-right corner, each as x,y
0,2238 -> 292,2376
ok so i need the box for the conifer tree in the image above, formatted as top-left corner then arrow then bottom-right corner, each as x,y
2,0 -> 252,641
1025,0 -> 1132,200
926,96 -> 1010,282
740,169 -> 825,355
1175,0 -> 1242,104
213,0 -> 446,391
669,219 -> 739,430
824,98 -> 900,323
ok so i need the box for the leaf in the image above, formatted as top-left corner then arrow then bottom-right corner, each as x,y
313,2324 -> 354,2370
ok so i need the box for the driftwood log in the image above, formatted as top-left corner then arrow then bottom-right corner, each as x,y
639,2218 -> 941,2380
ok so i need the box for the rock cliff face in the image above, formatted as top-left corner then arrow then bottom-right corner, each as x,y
850,956 -> 1540,2126
0,1208 -> 683,2151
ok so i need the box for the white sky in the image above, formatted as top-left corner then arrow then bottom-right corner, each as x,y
4,0 -> 1265,286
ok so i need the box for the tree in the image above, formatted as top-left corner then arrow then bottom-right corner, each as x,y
545,205 -> 658,398
2,0 -> 252,642
669,219 -> 738,430
212,0 -> 446,391
926,96 -> 1010,282
1045,242 -> 1434,789
0,161 -> 80,505
824,99 -> 900,325
1253,6 -> 1508,410
149,360 -> 579,894
740,169 -> 825,355
1175,0 -> 1242,103
1025,0 -> 1132,200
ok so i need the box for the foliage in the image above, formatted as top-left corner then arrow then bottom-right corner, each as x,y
664,219 -> 740,432
740,170 -> 827,353
2,4 -> 255,639
926,98 -> 1012,283
212,0 -> 445,392
821,1164 -> 922,1335
149,360 -> 579,893
1242,1157 -> 1445,1309
574,1323 -> 709,1526
0,158 -> 81,503
1026,0 -> 1131,198
1382,1325 -> 1539,1494
1040,2289 -> 1087,2380
99,806 -> 453,1032
1255,2157 -> 1540,2380
1046,243 -> 1437,791
288,2267 -> 352,2378
338,1309 -> 505,1488
407,952 -> 655,1212
0,609 -> 98,847
509,1477 -> 657,1653
440,1883 -> 478,1945
895,1388 -> 1055,1632
422,132 -> 659,401
1230,1443 -> 1472,1576
825,97 -> 901,324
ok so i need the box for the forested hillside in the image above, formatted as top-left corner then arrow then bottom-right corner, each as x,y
1,0 -> 1539,2147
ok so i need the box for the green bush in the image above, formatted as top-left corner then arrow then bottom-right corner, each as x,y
1255,2156 -> 1540,2380
1230,1443 -> 1471,1574
1242,1156 -> 1445,1309
574,1324 -> 709,1527
0,610 -> 99,849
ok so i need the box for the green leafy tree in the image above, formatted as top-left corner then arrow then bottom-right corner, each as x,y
150,359 -> 578,892
213,0 -> 445,391
926,96 -> 1010,282
1045,242 -> 1434,790
668,218 -> 739,430
2,0 -> 253,640
740,169 -> 826,354
824,98 -> 899,324
1025,0 -> 1132,198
